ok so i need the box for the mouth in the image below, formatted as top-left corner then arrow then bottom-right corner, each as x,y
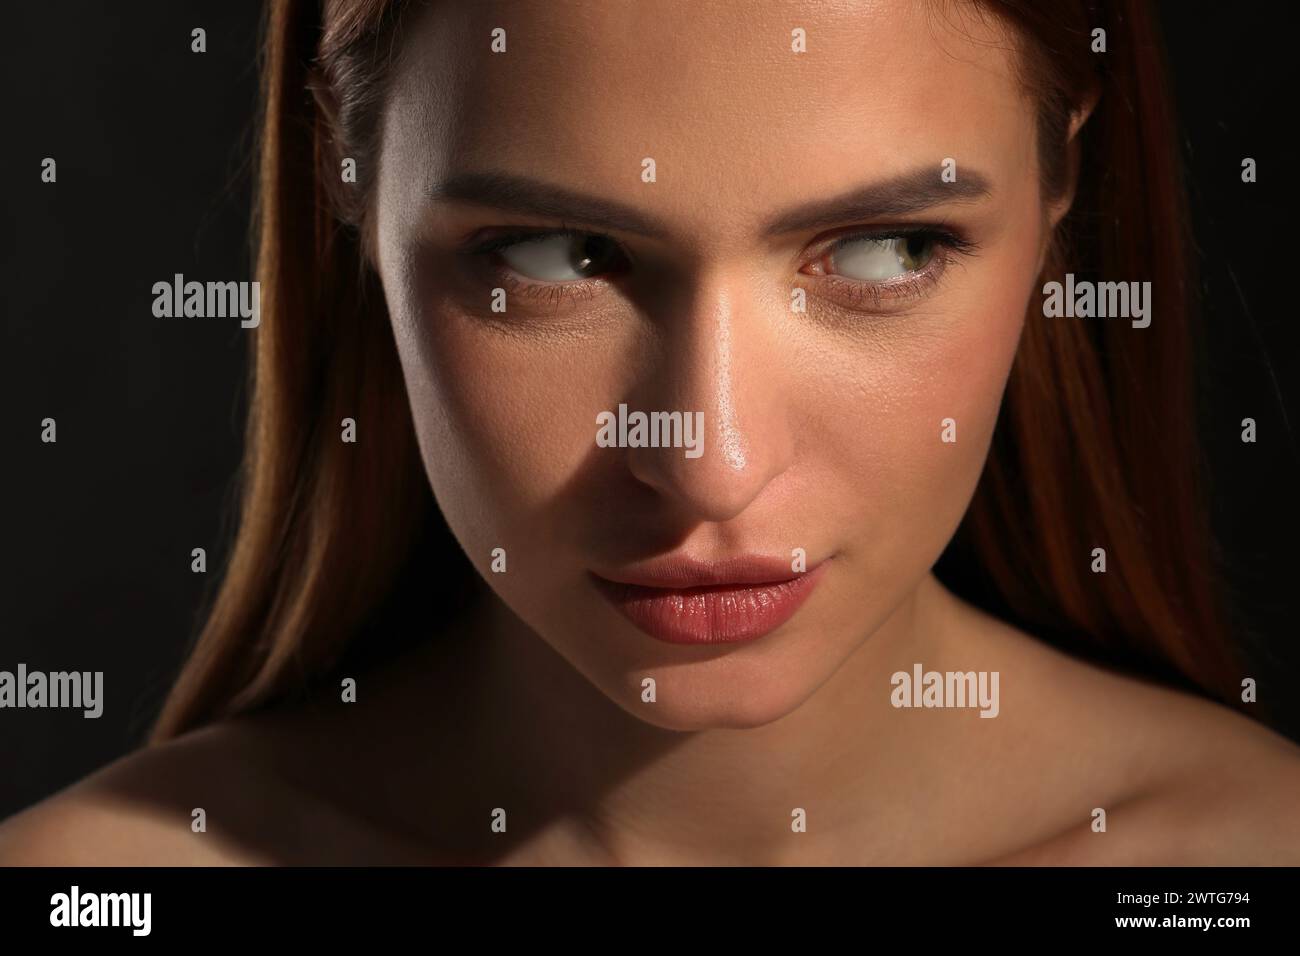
590,556 -> 828,645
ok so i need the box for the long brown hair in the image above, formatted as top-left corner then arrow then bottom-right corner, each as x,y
151,0 -> 1255,743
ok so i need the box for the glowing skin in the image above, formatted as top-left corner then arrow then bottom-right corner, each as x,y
3,0 -> 1299,868
374,0 -> 1040,732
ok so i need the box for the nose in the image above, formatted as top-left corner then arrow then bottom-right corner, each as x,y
623,271 -> 795,523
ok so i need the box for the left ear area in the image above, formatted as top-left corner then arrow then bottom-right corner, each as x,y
1047,85 -> 1102,229
1067,85 -> 1101,142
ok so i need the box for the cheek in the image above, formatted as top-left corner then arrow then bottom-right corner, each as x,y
424,327 -> 593,503
384,269 -> 629,571
813,236 -> 1039,576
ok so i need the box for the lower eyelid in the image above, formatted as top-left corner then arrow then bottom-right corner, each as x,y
805,252 -> 950,310
493,267 -> 604,305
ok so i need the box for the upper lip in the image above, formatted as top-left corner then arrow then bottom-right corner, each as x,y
591,555 -> 814,589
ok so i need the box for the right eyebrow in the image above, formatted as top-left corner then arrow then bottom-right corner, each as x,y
428,171 -> 676,240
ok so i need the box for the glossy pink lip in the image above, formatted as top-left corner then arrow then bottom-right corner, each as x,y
591,556 -> 828,645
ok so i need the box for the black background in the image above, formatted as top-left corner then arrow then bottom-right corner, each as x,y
2,1 -> 1296,821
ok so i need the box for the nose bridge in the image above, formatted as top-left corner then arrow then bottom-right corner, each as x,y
709,286 -> 749,473
625,268 -> 792,522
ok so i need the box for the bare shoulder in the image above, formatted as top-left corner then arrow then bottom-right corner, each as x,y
0,711 -> 396,866
0,637 -> 479,867
0,723 -> 278,865
946,593 -> 1300,864
993,751 -> 1300,865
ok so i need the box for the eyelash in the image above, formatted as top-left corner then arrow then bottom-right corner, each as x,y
804,225 -> 977,311
461,224 -> 977,312
465,227 -> 610,307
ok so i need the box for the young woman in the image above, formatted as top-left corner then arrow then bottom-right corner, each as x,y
3,0 -> 1298,865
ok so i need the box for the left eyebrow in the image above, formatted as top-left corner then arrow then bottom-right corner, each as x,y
760,165 -> 992,235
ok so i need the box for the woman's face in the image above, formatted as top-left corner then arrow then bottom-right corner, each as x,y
374,0 -> 1050,730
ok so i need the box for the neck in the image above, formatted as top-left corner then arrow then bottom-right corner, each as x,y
466,572 -> 964,865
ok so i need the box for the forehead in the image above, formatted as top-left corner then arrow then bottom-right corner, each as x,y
379,0 -> 1035,234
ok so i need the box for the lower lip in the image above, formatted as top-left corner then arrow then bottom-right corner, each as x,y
592,563 -> 827,645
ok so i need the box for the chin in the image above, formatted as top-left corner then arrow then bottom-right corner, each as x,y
602,655 -> 821,732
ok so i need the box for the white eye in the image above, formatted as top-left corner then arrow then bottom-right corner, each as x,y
498,233 -> 620,281
829,235 -> 936,281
